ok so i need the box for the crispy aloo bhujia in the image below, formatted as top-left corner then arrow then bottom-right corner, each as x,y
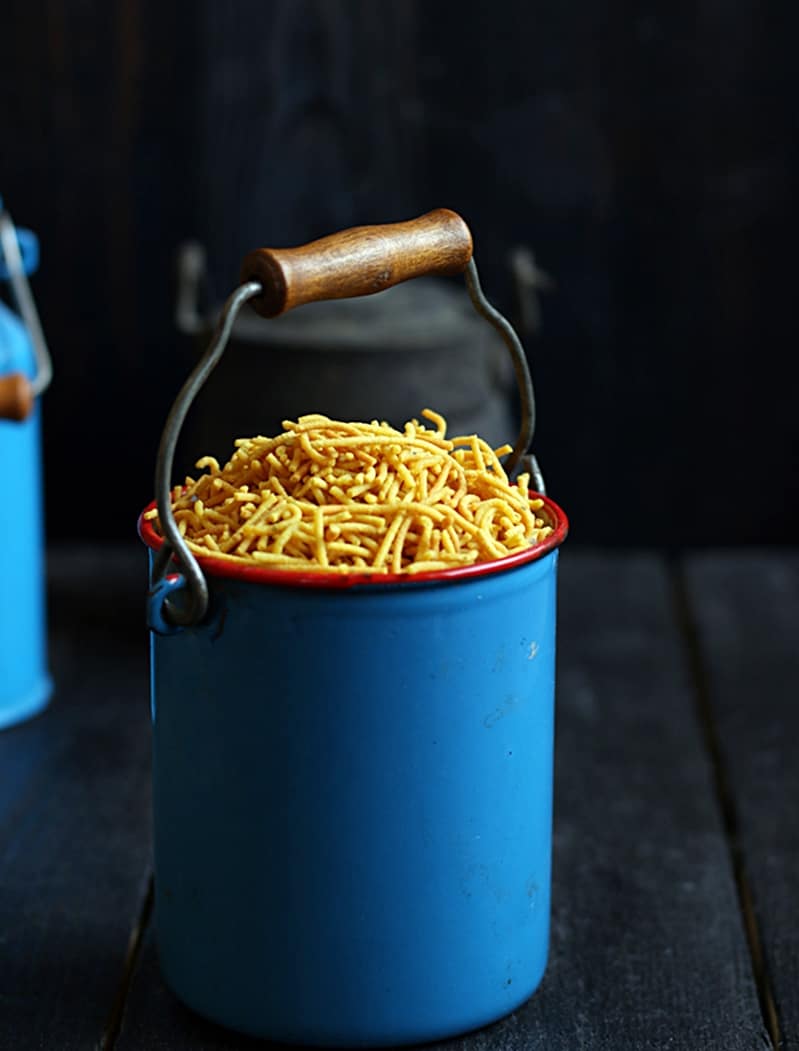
144,410 -> 552,575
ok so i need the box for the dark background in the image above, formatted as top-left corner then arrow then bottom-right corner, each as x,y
1,0 -> 796,547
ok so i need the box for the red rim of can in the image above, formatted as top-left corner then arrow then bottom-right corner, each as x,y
137,493 -> 568,590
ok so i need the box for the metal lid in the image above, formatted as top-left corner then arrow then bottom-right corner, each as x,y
0,207 -> 51,400
0,301 -> 36,377
221,278 -> 500,353
0,209 -> 39,281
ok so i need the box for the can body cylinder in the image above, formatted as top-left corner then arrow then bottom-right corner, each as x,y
0,302 -> 51,728
148,548 -> 560,1046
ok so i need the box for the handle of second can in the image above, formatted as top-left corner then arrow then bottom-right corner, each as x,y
240,208 -> 473,319
0,373 -> 33,421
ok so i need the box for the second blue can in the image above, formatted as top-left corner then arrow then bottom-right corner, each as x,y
142,500 -> 567,1047
0,217 -> 51,730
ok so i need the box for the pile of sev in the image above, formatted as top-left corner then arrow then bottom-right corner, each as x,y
144,410 -> 552,575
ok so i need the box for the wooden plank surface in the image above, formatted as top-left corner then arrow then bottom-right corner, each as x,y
115,553 -> 768,1049
497,554 -> 767,1050
683,552 -> 799,1049
0,546 -> 152,1051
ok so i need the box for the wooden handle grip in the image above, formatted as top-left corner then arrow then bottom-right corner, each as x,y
0,373 -> 33,422
240,208 -> 473,319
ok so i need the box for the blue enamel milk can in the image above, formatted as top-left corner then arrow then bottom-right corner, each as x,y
0,201 -> 53,729
140,210 -> 568,1046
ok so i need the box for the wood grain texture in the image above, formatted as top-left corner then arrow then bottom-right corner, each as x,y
194,0 -> 421,300
0,0 -> 198,542
682,552 -> 799,1048
0,372 -> 33,421
2,0 -> 798,543
116,553 -> 768,1050
240,208 -> 473,318
0,546 -> 152,1051
494,554 -> 768,1050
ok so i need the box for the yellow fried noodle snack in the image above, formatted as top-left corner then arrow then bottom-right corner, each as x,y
144,410 -> 552,574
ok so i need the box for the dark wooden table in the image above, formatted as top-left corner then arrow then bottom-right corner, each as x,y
1,546 -> 796,1050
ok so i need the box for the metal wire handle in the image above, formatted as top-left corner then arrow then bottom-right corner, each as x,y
151,260 -> 542,629
463,260 -> 545,493
152,281 -> 262,627
0,210 -> 53,398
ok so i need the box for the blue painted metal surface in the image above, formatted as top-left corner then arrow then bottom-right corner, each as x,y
0,225 -> 51,730
147,547 -> 561,1045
